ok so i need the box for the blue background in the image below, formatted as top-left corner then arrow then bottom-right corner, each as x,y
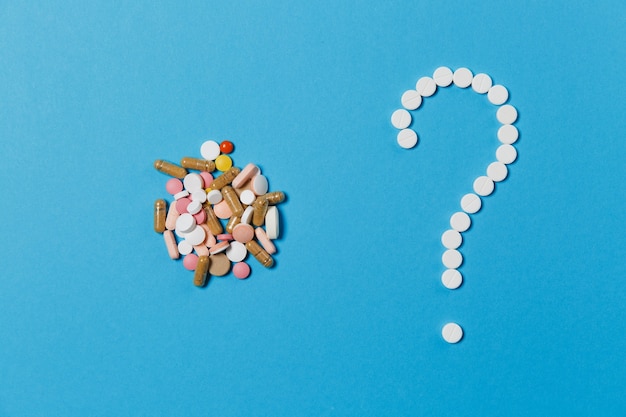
1,1 -> 625,416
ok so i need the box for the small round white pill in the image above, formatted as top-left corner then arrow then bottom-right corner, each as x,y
487,162 -> 508,182
240,190 -> 256,205
496,144 -> 518,164
175,213 -> 196,234
391,109 -> 412,129
185,225 -> 206,246
252,174 -> 269,195
183,173 -> 204,192
200,140 -> 221,161
226,241 -> 247,262
471,73 -> 492,94
397,129 -> 418,149
416,76 -> 437,97
174,190 -> 189,201
442,249 -> 463,269
187,200 -> 202,215
497,125 -> 519,144
442,322 -> 463,344
401,90 -> 422,110
450,211 -> 471,232
461,193 -> 482,214
178,240 -> 193,256
453,68 -> 473,88
433,66 -> 453,87
207,189 -> 223,205
496,104 -> 518,125
241,206 -> 254,224
441,229 -> 462,249
441,269 -> 463,290
473,176 -> 495,196
487,85 -> 508,105
191,190 -> 207,203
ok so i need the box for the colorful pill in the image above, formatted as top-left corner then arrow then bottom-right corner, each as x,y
220,140 -> 234,154
166,178 -> 184,195
215,155 -> 233,171
232,262 -> 251,279
232,163 -> 259,189
163,230 -> 179,260
183,254 -> 199,271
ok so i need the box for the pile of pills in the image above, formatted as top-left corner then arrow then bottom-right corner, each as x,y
153,140 -> 285,286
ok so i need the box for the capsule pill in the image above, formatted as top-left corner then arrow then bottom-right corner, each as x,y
154,159 -> 188,179
154,199 -> 166,233
193,256 -> 210,287
209,167 -> 241,190
222,186 -> 244,216
245,240 -> 273,268
264,191 -> 285,205
181,157 -> 216,172
252,197 -> 269,227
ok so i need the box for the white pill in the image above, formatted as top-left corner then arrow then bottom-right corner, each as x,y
441,269 -> 463,290
471,73 -> 492,94
241,206 -> 254,224
240,190 -> 256,205
497,125 -> 519,144
200,140 -> 221,161
433,66 -> 453,87
496,144 -> 517,164
453,67 -> 473,88
206,189 -> 223,205
450,211 -> 471,232
487,162 -> 508,182
461,193 -> 482,214
174,190 -> 189,200
187,200 -> 202,215
252,174 -> 268,195
183,173 -> 204,192
401,90 -> 422,110
488,85 -> 508,105
397,128 -> 418,149
185,225 -> 206,246
473,176 -> 495,196
265,206 -> 279,239
226,241 -> 247,262
175,213 -> 196,234
391,109 -> 412,129
190,190 -> 207,203
442,322 -> 463,344
497,104 -> 518,124
441,229 -> 462,249
178,240 -> 193,256
416,76 -> 437,97
442,249 -> 463,269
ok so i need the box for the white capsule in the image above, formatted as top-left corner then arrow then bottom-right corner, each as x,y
265,206 -> 279,239
391,109 -> 412,129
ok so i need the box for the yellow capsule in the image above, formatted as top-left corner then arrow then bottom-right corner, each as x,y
180,157 -> 216,172
225,214 -> 241,233
245,240 -> 273,268
154,159 -> 187,179
193,256 -> 210,287
222,186 -> 244,216
215,155 -> 233,172
252,196 -> 268,227
154,199 -> 166,233
203,203 -> 223,235
264,191 -> 286,205
209,167 -> 241,190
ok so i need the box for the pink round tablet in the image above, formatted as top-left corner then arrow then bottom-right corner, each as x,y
232,223 -> 254,243
166,178 -> 184,195
233,262 -> 251,279
193,208 -> 207,224
175,197 -> 192,214
213,200 -> 232,219
183,253 -> 199,271
200,172 -> 213,188
217,233 -> 233,241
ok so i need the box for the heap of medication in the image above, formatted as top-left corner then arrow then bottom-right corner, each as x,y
153,140 -> 286,287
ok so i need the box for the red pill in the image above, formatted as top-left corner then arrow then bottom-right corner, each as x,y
220,140 -> 234,154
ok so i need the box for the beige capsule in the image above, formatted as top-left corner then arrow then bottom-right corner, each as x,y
225,214 -> 241,233
193,256 -> 210,287
252,197 -> 268,227
202,203 -> 223,235
154,159 -> 188,179
180,157 -> 216,173
222,186 -> 244,216
245,240 -> 273,268
209,167 -> 241,190
264,191 -> 285,205
154,199 -> 166,233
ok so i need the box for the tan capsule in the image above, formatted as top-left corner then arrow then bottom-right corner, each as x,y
193,256 -> 210,287
180,157 -> 216,172
246,240 -> 274,268
203,203 -> 223,235
154,199 -> 166,233
225,214 -> 241,233
222,186 -> 244,216
264,191 -> 286,205
154,159 -> 188,179
209,167 -> 241,190
252,197 -> 269,227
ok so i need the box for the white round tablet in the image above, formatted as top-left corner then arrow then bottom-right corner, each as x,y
442,249 -> 463,269
391,109 -> 412,129
496,104 -> 518,125
241,206 -> 254,224
207,189 -> 223,205
487,162 -> 508,182
177,240 -> 193,256
397,129 -> 418,149
401,90 -> 422,110
441,269 -> 462,290
433,66 -> 453,87
453,67 -> 473,88
450,211 -> 471,232
187,200 -> 203,215
200,140 -> 221,161
252,174 -> 268,195
442,322 -> 463,344
473,176 -> 495,196
185,225 -> 206,246
191,190 -> 207,203
265,206 -> 279,239
183,173 -> 204,192
416,76 -> 437,97
441,229 -> 462,249
175,213 -> 196,234
226,241 -> 247,262
461,193 -> 482,214
496,144 -> 517,164
497,125 -> 519,144
488,85 -> 508,105
240,190 -> 256,205
471,73 -> 492,94
174,190 -> 189,201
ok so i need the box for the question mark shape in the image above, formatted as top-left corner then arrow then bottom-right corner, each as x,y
391,66 -> 519,343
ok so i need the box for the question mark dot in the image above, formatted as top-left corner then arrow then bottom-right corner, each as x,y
391,109 -> 412,129
442,249 -> 463,269
397,128 -> 418,149
473,176 -> 495,196
433,66 -> 453,87
496,104 -> 518,125
460,193 -> 482,214
442,322 -> 464,344
487,162 -> 508,182
496,144 -> 518,164
441,230 -> 463,249
401,90 -> 422,110
450,212 -> 471,232
497,124 -> 519,144
442,269 -> 463,290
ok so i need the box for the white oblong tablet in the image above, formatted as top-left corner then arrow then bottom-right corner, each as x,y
183,173 -> 204,192
442,249 -> 463,269
175,213 -> 196,234
226,241 -> 247,262
185,225 -> 206,246
487,162 -> 508,182
461,193 -> 482,214
207,189 -> 223,205
433,66 -> 453,87
187,200 -> 202,215
178,240 -> 193,256
397,129 -> 418,149
401,90 -> 422,110
442,269 -> 462,290
473,176 -> 495,196
497,104 -> 518,124
265,206 -> 279,239
497,125 -> 519,144
240,189 -> 256,205
453,68 -> 473,88
471,73 -> 492,94
488,85 -> 508,105
416,76 -> 437,97
442,322 -> 463,344
450,211 -> 471,232
391,109 -> 412,129
241,206 -> 254,224
174,190 -> 189,200
252,174 -> 268,195
496,144 -> 517,164
200,140 -> 221,161
191,190 -> 207,203
441,229 -> 462,249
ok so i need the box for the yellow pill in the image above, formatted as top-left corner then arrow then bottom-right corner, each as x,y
215,155 -> 233,172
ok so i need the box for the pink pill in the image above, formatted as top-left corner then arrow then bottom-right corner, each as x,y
200,172 -> 213,188
255,227 -> 276,254
193,208 -> 207,224
213,200 -> 232,219
193,245 -> 210,257
233,262 -> 251,279
200,224 -> 217,247
217,233 -> 233,241
183,253 -> 199,271
166,178 -> 184,195
209,241 -> 229,255
232,223 -> 254,243
176,197 -> 192,214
